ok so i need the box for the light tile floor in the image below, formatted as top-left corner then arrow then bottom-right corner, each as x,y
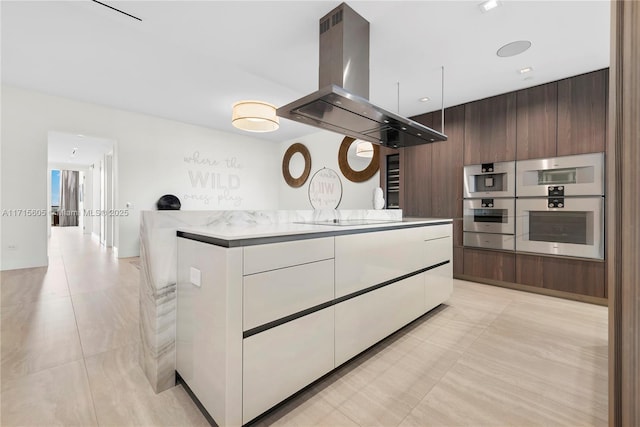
1,227 -> 608,426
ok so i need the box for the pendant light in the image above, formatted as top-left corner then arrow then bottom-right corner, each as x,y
232,100 -> 279,132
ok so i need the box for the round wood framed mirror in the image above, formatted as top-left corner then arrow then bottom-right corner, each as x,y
338,137 -> 380,183
282,143 -> 311,188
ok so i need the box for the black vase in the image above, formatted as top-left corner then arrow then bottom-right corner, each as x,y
157,194 -> 181,210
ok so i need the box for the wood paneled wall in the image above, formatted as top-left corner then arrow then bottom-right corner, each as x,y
393,105 -> 465,262
378,68 -> 609,303
558,70 -> 608,156
464,93 -> 516,164
516,82 -> 558,159
608,1 -> 640,425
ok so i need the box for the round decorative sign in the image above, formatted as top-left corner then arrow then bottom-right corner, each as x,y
308,168 -> 343,209
338,136 -> 380,183
282,143 -> 311,188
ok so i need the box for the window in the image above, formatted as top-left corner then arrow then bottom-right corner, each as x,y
51,170 -> 61,208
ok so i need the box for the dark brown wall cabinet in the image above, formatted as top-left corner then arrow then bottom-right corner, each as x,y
381,107 -> 464,266
515,254 -> 605,298
453,247 -> 464,276
402,107 -> 465,217
516,82 -> 558,160
402,144 -> 432,216
515,69 -> 607,159
381,69 -> 608,301
464,93 -> 517,165
402,112 -> 434,217
432,107 -> 465,248
463,248 -> 515,283
430,106 -> 465,220
557,69 -> 608,156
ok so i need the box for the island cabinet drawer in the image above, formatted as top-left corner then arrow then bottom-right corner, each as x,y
425,262 -> 453,313
423,224 -> 452,241
335,227 -> 427,297
335,274 -> 425,366
243,237 -> 334,275
243,259 -> 334,331
424,235 -> 453,271
243,307 -> 334,424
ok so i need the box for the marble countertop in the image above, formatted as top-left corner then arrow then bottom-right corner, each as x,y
177,217 -> 452,248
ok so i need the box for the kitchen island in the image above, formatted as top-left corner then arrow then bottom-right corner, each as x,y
175,217 -> 453,426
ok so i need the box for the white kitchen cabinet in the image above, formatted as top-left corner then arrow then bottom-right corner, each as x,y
243,237 -> 334,275
423,223 -> 452,241
176,238 -> 243,427
424,235 -> 452,265
242,307 -> 335,424
176,220 -> 453,426
243,259 -> 334,330
424,227 -> 453,311
335,224 -> 452,298
425,262 -> 453,312
335,227 -> 427,297
334,274 -> 425,366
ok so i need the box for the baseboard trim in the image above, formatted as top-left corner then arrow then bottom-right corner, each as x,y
454,273 -> 608,306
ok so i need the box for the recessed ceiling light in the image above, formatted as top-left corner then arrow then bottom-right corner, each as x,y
77,134 -> 84,137
497,40 -> 532,57
519,66 -> 533,74
419,97 -> 430,102
479,0 -> 501,13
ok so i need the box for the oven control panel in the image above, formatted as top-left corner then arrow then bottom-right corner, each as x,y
481,163 -> 494,173
548,186 -> 565,197
548,197 -> 565,208
481,198 -> 494,208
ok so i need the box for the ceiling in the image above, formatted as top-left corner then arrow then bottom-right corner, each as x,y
48,131 -> 114,166
2,1 -> 610,143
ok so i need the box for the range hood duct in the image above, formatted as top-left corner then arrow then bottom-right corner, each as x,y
277,3 -> 447,147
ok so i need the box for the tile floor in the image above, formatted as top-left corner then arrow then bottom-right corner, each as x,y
0,227 -> 608,426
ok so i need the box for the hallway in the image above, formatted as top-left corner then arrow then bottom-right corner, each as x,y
0,227 -> 207,426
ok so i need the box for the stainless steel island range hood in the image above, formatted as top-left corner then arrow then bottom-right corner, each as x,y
277,3 -> 447,148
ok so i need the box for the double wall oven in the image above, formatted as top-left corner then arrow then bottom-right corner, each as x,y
515,153 -> 605,259
463,161 -> 516,251
463,153 -> 605,259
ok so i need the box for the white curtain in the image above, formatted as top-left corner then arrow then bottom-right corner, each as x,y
59,170 -> 79,226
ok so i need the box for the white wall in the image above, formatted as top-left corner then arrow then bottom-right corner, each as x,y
83,168 -> 93,235
278,131 -> 380,210
92,161 -> 100,239
1,85 -> 279,270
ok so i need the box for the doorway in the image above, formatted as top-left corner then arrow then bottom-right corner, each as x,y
47,131 -> 116,250
50,169 -> 81,228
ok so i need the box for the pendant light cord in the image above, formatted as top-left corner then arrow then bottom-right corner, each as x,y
441,66 -> 445,132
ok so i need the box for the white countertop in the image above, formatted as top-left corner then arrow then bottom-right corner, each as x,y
177,217 -> 452,247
